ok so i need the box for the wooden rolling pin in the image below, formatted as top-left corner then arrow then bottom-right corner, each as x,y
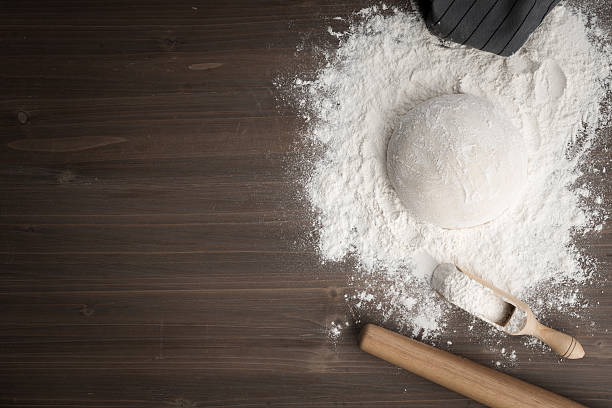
359,324 -> 588,408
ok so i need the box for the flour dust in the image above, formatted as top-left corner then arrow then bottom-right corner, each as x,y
279,3 -> 611,359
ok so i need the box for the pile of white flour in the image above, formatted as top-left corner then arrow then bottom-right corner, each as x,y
287,4 -> 611,341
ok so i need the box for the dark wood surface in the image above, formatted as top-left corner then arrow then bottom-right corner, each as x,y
1,1 -> 610,407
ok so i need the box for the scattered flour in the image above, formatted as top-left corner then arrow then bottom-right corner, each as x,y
329,321 -> 342,341
286,5 -> 611,343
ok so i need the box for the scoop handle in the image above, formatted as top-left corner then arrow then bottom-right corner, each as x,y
531,322 -> 585,359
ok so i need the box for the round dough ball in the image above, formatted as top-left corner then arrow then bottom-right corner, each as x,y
386,94 -> 527,229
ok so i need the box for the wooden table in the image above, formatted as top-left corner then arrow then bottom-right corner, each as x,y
1,1 -> 610,407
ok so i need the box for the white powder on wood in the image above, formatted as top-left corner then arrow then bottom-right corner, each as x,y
431,263 -> 513,326
285,4 -> 611,340
506,307 -> 528,334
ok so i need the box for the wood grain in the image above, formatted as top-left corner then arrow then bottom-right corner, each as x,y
0,1 -> 611,407
8,136 -> 127,152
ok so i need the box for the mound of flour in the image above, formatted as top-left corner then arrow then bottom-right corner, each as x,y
289,5 -> 611,338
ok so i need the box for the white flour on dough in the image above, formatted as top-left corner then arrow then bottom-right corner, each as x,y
284,4 -> 611,340
387,94 -> 528,229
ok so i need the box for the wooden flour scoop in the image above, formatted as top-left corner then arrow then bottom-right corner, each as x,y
431,263 -> 584,359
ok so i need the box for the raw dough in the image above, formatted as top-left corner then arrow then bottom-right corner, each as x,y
387,94 -> 527,229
